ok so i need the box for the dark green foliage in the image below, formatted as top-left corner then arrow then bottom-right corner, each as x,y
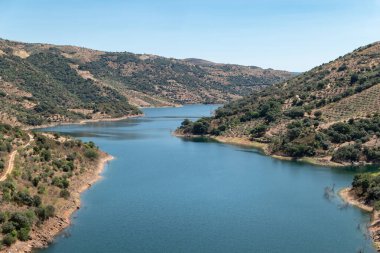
2,222 -> 15,234
314,110 -> 322,118
60,189 -> 70,199
352,173 -> 380,207
250,124 -> 268,138
2,233 -> 17,246
84,149 -> 99,160
350,73 -> 359,84
325,116 -> 380,144
283,143 -> 315,157
364,147 -> 380,162
258,100 -> 282,122
192,120 -> 210,135
17,227 -> 30,241
40,149 -> 52,161
52,176 -> 69,189
284,107 -> 305,119
0,212 -> 6,223
35,205 -> 55,221
179,118 -> 211,135
332,145 -> 361,163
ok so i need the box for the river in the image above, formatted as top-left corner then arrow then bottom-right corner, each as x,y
38,105 -> 375,253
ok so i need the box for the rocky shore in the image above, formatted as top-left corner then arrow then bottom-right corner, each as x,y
340,188 -> 380,251
174,132 -> 345,167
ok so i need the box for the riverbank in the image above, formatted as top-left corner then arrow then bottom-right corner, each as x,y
23,114 -> 143,131
174,133 -> 345,167
339,188 -> 380,251
3,154 -> 114,253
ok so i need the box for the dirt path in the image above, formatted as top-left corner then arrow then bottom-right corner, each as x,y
0,133 -> 33,182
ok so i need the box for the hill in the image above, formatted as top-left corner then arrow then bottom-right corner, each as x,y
0,123 -> 110,251
178,42 -> 380,165
0,38 -> 292,126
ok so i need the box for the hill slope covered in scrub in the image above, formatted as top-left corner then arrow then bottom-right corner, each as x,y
0,123 -> 108,251
0,38 -> 292,127
178,42 -> 380,165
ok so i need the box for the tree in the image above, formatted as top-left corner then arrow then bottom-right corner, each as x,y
192,121 -> 209,135
2,233 -> 16,246
84,149 -> 99,160
250,124 -> 267,138
314,111 -> 322,118
285,107 -> 305,119
332,145 -> 360,163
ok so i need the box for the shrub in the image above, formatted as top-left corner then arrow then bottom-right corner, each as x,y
35,205 -> 55,221
84,149 -> 99,160
314,111 -> 322,118
17,227 -> 30,241
350,74 -> 359,84
2,233 -> 16,246
284,143 -> 315,157
2,222 -> 15,234
285,107 -> 305,119
250,124 -> 268,138
60,189 -> 70,199
0,212 -> 6,223
192,120 -> 209,135
332,145 -> 360,162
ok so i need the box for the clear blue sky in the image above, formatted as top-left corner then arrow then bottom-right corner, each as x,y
0,0 -> 379,71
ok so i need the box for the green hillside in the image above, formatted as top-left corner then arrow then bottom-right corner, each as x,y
178,42 -> 380,165
0,38 -> 292,126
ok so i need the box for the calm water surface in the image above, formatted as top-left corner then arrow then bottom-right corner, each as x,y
38,105 -> 375,253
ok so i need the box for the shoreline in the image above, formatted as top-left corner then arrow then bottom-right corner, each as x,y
5,154 -> 114,253
339,188 -> 380,251
23,114 -> 143,131
174,133 -> 345,168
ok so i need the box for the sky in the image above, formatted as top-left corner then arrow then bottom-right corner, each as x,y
0,0 -> 379,71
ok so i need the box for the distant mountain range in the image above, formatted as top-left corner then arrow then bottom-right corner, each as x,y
178,42 -> 380,165
0,38 -> 292,126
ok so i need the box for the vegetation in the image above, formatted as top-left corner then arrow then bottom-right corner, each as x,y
0,124 -> 103,248
176,42 -> 380,164
0,38 -> 292,125
351,173 -> 380,210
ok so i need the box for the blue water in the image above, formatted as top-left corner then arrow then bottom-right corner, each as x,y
38,105 -> 375,253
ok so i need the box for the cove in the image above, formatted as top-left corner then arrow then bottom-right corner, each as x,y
37,105 -> 375,253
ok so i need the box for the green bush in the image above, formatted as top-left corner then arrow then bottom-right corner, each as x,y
2,233 -> 16,246
284,107 -> 305,119
59,189 -> 70,199
84,149 -> 99,160
332,145 -> 361,162
250,124 -> 267,138
17,227 -> 30,241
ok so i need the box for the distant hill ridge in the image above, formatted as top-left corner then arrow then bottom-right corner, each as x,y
0,38 -> 292,126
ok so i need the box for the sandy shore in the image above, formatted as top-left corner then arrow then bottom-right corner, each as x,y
23,114 -> 143,130
339,188 -> 380,251
4,154 -> 114,253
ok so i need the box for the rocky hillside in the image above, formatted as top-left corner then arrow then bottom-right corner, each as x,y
0,38 -> 292,126
178,42 -> 380,165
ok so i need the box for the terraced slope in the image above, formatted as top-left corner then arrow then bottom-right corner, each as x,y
178,42 -> 380,165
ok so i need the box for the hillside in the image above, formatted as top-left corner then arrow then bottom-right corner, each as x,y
0,123 -> 109,251
178,42 -> 380,165
0,38 -> 292,126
